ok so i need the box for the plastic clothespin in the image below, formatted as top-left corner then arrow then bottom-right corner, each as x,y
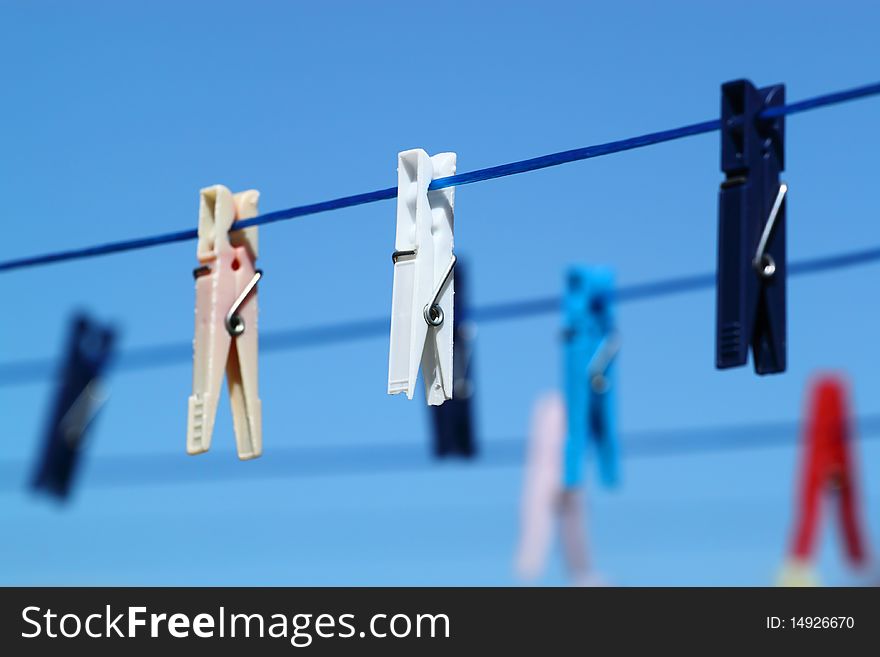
778,375 -> 869,586
388,148 -> 457,406
32,313 -> 115,500
429,259 -> 477,457
516,392 -> 604,587
187,185 -> 263,460
563,266 -> 619,488
716,79 -> 787,375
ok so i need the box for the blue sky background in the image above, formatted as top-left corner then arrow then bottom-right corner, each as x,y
1,1 -> 879,585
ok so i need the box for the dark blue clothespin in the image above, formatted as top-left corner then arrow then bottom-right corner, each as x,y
563,266 -> 619,488
31,313 -> 115,500
429,259 -> 478,458
716,79 -> 787,374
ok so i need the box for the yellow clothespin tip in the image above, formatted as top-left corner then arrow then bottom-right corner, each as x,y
777,558 -> 820,587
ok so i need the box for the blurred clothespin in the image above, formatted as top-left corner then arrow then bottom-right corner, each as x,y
187,185 -> 263,460
32,313 -> 115,500
516,392 -> 603,586
778,375 -> 869,586
563,267 -> 619,488
388,148 -> 457,406
716,79 -> 787,375
429,259 -> 477,457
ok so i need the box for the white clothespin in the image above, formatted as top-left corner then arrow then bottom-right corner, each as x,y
187,185 -> 263,460
388,149 -> 456,406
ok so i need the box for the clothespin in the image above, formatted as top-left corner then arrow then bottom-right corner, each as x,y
563,266 -> 620,488
388,148 -> 456,406
516,392 -> 604,586
778,375 -> 869,586
187,185 -> 263,460
716,79 -> 787,374
31,313 -> 115,500
429,259 -> 477,457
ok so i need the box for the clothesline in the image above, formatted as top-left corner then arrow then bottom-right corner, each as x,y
3,243 -> 879,387
3,415 -> 878,491
1,80 -> 878,273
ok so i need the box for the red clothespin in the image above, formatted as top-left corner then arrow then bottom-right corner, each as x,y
778,375 -> 868,585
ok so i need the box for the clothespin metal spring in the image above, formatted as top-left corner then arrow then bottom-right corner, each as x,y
753,184 -> 788,279
423,254 -> 456,327
391,249 -> 456,328
191,265 -> 264,337
59,381 -> 107,448
225,270 -> 263,336
587,333 -> 621,394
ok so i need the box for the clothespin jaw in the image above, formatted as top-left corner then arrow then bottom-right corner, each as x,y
187,185 -> 263,460
716,79 -> 787,375
783,375 -> 868,578
562,266 -> 619,489
388,148 -> 457,406
429,259 -> 477,457
32,313 -> 115,500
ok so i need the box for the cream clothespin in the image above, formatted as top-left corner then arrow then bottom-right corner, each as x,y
388,149 -> 456,406
187,185 -> 262,460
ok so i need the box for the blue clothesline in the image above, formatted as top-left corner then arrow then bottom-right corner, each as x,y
2,415 -> 878,490
3,244 -> 879,387
1,80 -> 878,273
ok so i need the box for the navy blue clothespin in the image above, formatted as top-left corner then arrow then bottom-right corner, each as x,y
563,266 -> 619,488
429,259 -> 478,458
31,313 -> 115,500
716,79 -> 787,374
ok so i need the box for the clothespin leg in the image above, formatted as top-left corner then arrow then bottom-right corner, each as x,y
590,385 -> 620,487
516,392 -> 566,580
422,153 -> 456,405
388,151 -> 432,400
563,347 -> 588,488
187,267 -> 233,455
226,251 -> 262,460
558,488 -> 591,581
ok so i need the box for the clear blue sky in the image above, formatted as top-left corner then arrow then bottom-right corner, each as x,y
1,1 -> 879,585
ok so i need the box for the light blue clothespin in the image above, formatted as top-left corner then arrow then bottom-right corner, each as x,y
563,266 -> 620,488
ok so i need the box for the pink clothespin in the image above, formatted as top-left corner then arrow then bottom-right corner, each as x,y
187,185 -> 263,460
516,391 -> 604,586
